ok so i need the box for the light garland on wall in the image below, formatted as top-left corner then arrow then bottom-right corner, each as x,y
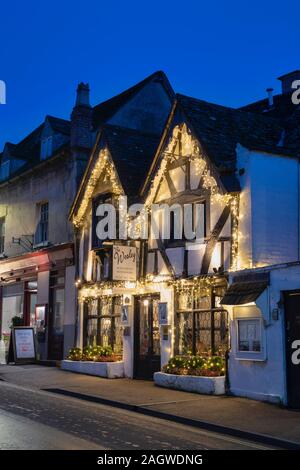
73,123 -> 240,300
73,148 -> 123,227
78,272 -> 229,302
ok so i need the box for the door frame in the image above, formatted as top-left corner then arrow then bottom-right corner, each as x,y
48,270 -> 65,360
133,293 -> 161,379
23,280 -> 38,327
283,289 -> 300,408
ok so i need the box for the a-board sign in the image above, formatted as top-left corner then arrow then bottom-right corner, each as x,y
7,327 -> 37,364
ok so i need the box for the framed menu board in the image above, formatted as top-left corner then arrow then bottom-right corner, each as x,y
8,327 -> 37,363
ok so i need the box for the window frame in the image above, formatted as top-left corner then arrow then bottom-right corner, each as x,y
84,296 -> 123,354
35,202 -> 49,245
175,287 -> 229,356
92,192 -> 115,249
234,315 -> 266,361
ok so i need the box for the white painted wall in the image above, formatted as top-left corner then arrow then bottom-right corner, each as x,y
237,145 -> 299,269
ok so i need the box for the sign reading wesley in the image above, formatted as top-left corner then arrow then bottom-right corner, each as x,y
12,327 -> 36,362
112,245 -> 137,281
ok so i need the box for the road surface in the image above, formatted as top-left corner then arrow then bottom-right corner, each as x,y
0,381 -> 273,450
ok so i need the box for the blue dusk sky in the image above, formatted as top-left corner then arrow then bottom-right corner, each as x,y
0,0 -> 299,149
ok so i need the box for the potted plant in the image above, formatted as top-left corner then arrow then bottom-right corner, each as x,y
61,345 -> 124,378
154,355 -> 226,395
11,316 -> 23,328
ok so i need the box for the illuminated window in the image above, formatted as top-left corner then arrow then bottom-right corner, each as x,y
84,296 -> 123,354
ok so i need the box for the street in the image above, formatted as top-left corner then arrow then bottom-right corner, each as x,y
0,381 -> 272,450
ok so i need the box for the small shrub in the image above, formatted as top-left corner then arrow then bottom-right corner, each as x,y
67,345 -> 117,362
163,355 -> 225,377
11,316 -> 23,328
68,348 -> 82,361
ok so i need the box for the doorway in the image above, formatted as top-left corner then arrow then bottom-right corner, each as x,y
284,290 -> 300,408
24,281 -> 38,327
134,295 -> 161,379
48,270 -> 65,360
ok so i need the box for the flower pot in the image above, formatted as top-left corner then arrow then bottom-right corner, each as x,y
0,339 -> 6,365
154,371 -> 225,395
61,360 -> 124,378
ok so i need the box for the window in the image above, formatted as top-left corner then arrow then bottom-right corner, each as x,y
40,136 -> 53,160
0,160 -> 10,181
0,217 -> 5,253
233,306 -> 266,361
35,202 -> 49,244
237,319 -> 262,352
84,296 -> 123,354
175,285 -> 228,356
1,283 -> 24,354
92,193 -> 115,249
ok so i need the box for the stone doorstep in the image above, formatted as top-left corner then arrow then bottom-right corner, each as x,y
61,360 -> 124,379
154,372 -> 226,395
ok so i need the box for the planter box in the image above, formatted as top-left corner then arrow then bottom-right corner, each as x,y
154,371 -> 225,395
61,360 -> 124,378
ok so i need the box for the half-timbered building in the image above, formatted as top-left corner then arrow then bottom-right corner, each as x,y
70,69 -> 300,407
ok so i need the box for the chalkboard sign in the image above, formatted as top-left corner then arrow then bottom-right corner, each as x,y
7,327 -> 37,364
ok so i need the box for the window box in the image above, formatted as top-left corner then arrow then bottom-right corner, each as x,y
61,360 -> 124,378
154,371 -> 225,395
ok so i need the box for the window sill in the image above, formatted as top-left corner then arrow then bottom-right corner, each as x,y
33,241 -> 50,249
234,353 -> 267,362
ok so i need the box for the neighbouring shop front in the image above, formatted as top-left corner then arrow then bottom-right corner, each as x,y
221,266 -> 300,407
0,243 -> 75,362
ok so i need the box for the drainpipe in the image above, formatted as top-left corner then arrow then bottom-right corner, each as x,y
297,160 -> 300,261
225,348 -> 230,394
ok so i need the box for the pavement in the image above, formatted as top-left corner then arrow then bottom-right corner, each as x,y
0,381 -> 268,450
1,364 -> 300,448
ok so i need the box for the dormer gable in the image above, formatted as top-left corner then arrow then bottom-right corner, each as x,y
93,71 -> 174,135
40,116 -> 70,160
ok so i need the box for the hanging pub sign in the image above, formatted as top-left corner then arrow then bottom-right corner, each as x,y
7,327 -> 37,364
112,245 -> 137,281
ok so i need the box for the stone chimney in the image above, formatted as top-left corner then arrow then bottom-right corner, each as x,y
71,82 -> 92,149
277,70 -> 300,94
266,88 -> 274,107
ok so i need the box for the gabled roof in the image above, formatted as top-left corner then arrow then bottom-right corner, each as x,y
92,71 -> 174,128
0,115 -> 71,182
70,124 -> 161,220
9,123 -> 44,162
239,92 -> 297,121
142,93 -> 298,196
46,115 -> 71,135
177,93 -> 292,164
102,125 -> 161,196
4,142 -> 17,154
